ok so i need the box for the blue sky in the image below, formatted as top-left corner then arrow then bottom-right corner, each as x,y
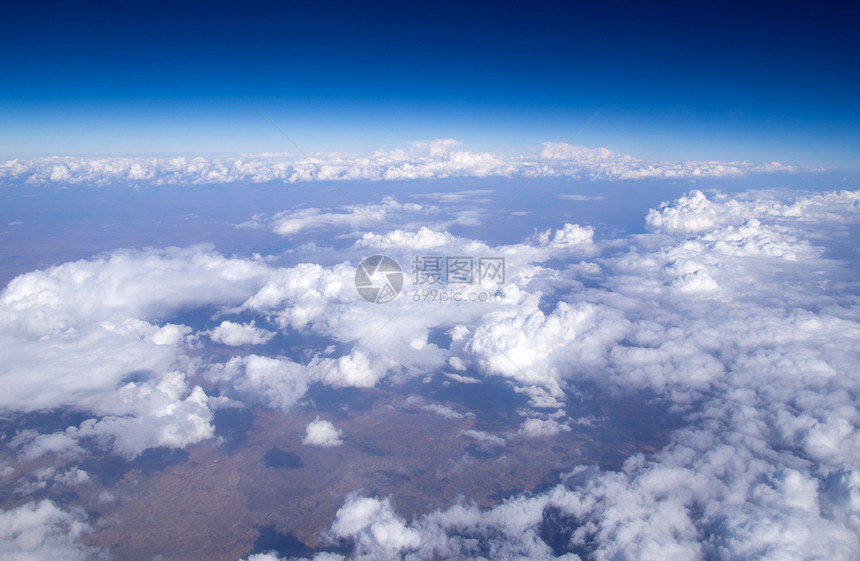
1,0 -> 858,166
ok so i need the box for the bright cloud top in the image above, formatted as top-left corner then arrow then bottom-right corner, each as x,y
208,320 -> 275,346
302,417 -> 344,448
0,140 -> 796,186
0,501 -> 100,561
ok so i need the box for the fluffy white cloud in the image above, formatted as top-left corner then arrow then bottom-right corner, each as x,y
353,226 -> 461,250
1,140 -> 797,186
208,320 -> 275,346
535,223 -> 596,250
645,188 -> 860,235
0,244 -> 271,337
302,417 -> 344,447
329,495 -> 421,555
465,298 -> 631,405
0,501 -> 105,561
73,373 -> 215,459
217,354 -> 309,412
0,245 -> 273,459
239,262 -> 355,331
518,417 -> 572,438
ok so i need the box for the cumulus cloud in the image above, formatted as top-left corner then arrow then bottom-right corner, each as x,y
0,245 -> 274,459
518,417 -> 572,438
329,495 -> 421,555
465,299 -> 631,406
0,244 -> 271,337
645,188 -> 860,235
0,501 -> 105,561
302,417 -> 344,447
353,226 -> 461,250
535,223 -> 596,250
74,373 -> 215,459
216,354 -> 310,412
1,141 -> 798,186
208,320 -> 275,346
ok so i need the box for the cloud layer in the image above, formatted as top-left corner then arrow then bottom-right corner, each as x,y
1,140 -> 796,186
1,186 -> 859,560
233,187 -> 859,560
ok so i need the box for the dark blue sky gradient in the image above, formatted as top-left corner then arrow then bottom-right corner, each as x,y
1,0 -> 858,165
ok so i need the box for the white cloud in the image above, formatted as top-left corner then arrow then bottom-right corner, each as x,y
645,188 -> 860,235
313,351 -> 383,389
1,141 -> 798,186
353,226 -> 460,250
0,244 -> 270,337
73,373 -> 214,459
0,501 -> 105,561
12,432 -> 85,463
404,396 -> 473,420
268,197 -> 426,236
465,298 -> 631,405
444,371 -> 480,384
329,495 -> 421,555
460,429 -> 506,448
217,355 -> 310,412
518,417 -> 572,438
208,320 -> 275,346
302,417 -> 344,447
535,223 -> 595,249
0,245 -> 274,459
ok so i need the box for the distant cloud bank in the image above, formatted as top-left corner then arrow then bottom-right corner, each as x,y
1,139 -> 796,186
